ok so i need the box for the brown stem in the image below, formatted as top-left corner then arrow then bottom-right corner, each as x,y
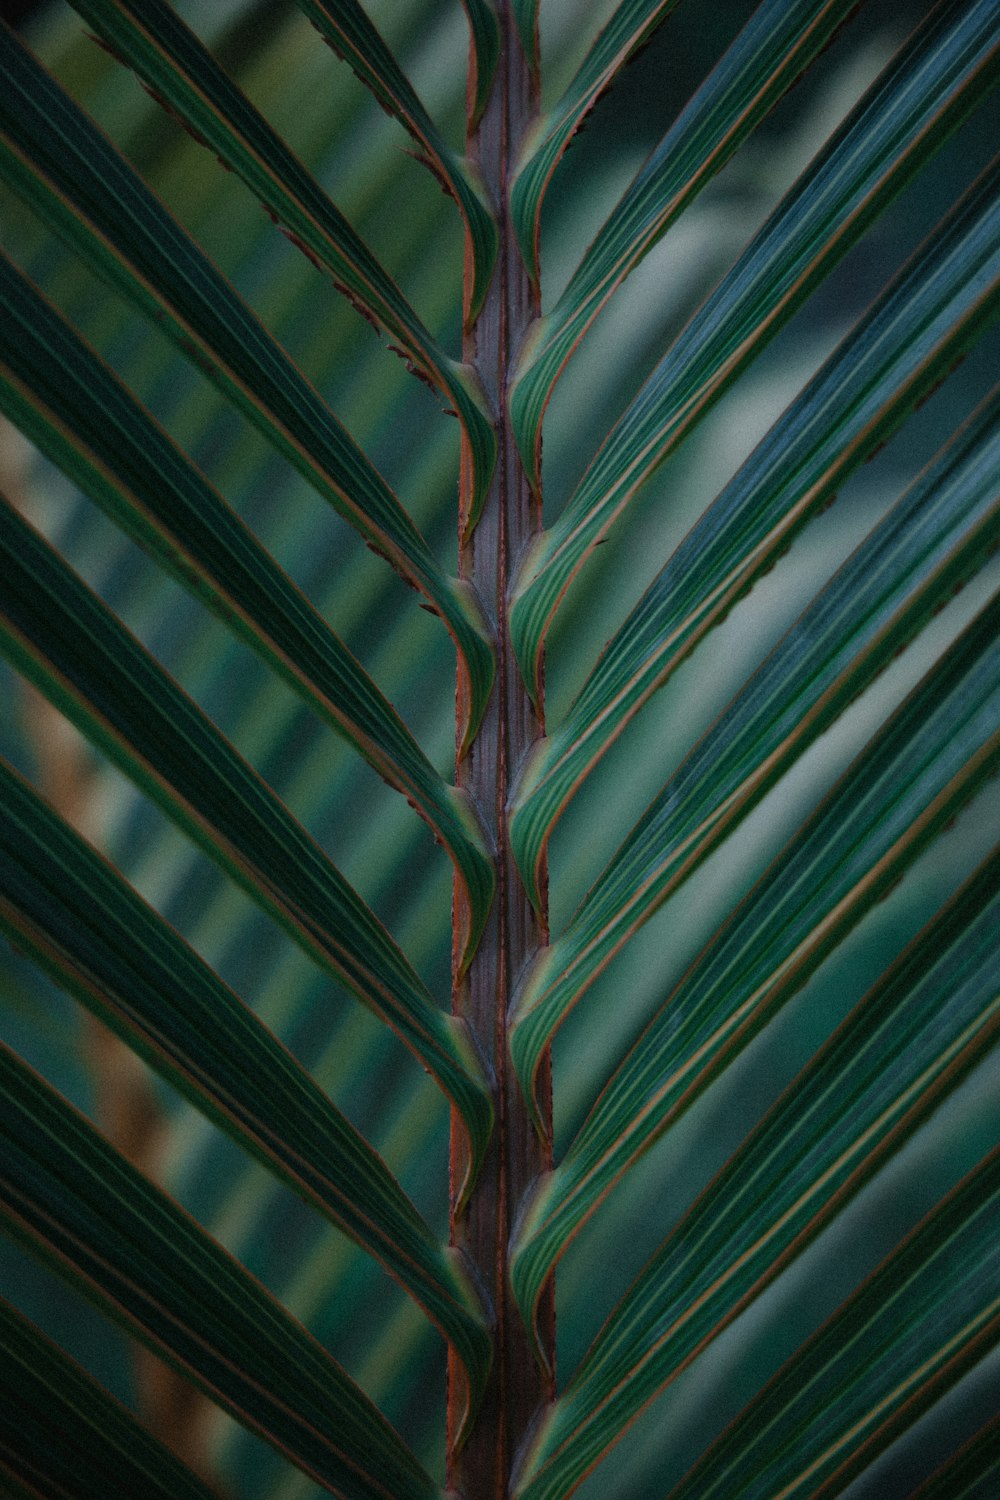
449,6 -> 555,1495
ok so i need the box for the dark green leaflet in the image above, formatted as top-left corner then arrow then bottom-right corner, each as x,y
510,0 -> 539,75
0,756 -> 491,1409
666,1151 -> 1000,1498
510,0 -> 682,283
293,0 -> 497,319
512,321 -> 1000,907
0,1297 -> 222,1500
512,587 -> 1000,1156
507,396 -> 1000,1312
508,169 -> 1000,1097
66,0 -> 498,529
0,254 -> 495,972
0,1046 -> 443,1500
510,0 -> 870,487
509,0 -> 1000,701
0,497 -> 492,1188
912,1417 -> 1000,1498
510,614 -> 1000,1388
512,851 -> 1000,1497
460,0 -> 500,123
0,25 -> 495,751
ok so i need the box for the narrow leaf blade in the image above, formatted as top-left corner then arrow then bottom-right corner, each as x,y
510,0 -> 1000,695
0,1046 -> 442,1500
508,395 -> 1000,1306
512,850 -> 1000,1496
913,1417 -> 1000,1499
0,756 -> 491,1403
510,0 -> 867,484
0,498 -> 493,1168
511,170 -> 1000,1057
66,0 -> 497,527
512,589 -> 1000,1157
0,25 -> 495,741
512,330 -> 1000,904
510,0 -> 683,284
511,0 -> 538,78
666,1153 -> 1000,1499
0,1298 -> 222,1500
461,0 -> 500,124
294,0 -> 498,320
0,253 -> 495,972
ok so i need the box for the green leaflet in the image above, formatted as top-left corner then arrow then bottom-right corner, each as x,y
292,0 -> 498,319
511,852 -> 1000,1497
510,0 -> 681,286
510,180 -> 1000,905
666,1151 -> 1000,1498
510,0 -> 1000,697
0,1297 -> 221,1500
913,1417 -> 1000,1498
513,140 -> 1000,903
0,26 -> 495,748
0,499 -> 493,1202
510,0 -> 865,483
510,1 -> 538,75
0,758 -> 491,1412
0,1046 -> 443,1500
460,1 -> 500,124
507,394 -> 1000,1301
511,588 -> 1000,1141
508,169 -> 1000,1074
66,0 -> 498,529
0,255 -> 495,972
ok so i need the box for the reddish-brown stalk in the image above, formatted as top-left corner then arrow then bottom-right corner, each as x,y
449,4 -> 555,1495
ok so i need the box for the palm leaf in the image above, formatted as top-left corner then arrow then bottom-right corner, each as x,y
511,849 -> 1000,1496
509,411 -> 1000,1300
510,0 -> 1000,697
913,1417 -> 1000,1497
0,1296 -> 222,1500
1,1 -> 997,1496
665,1150 -> 1000,1499
67,0 -> 498,530
509,171 -> 1000,1082
0,1044 -> 441,1500
512,167 -> 1000,899
459,1 -> 499,124
0,254 -> 497,971
292,0 -> 497,321
0,496 -> 493,1195
0,25 -> 495,742
0,755 -> 489,1389
510,0 -> 683,284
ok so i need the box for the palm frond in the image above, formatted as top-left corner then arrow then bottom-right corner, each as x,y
1,1 -> 997,1496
